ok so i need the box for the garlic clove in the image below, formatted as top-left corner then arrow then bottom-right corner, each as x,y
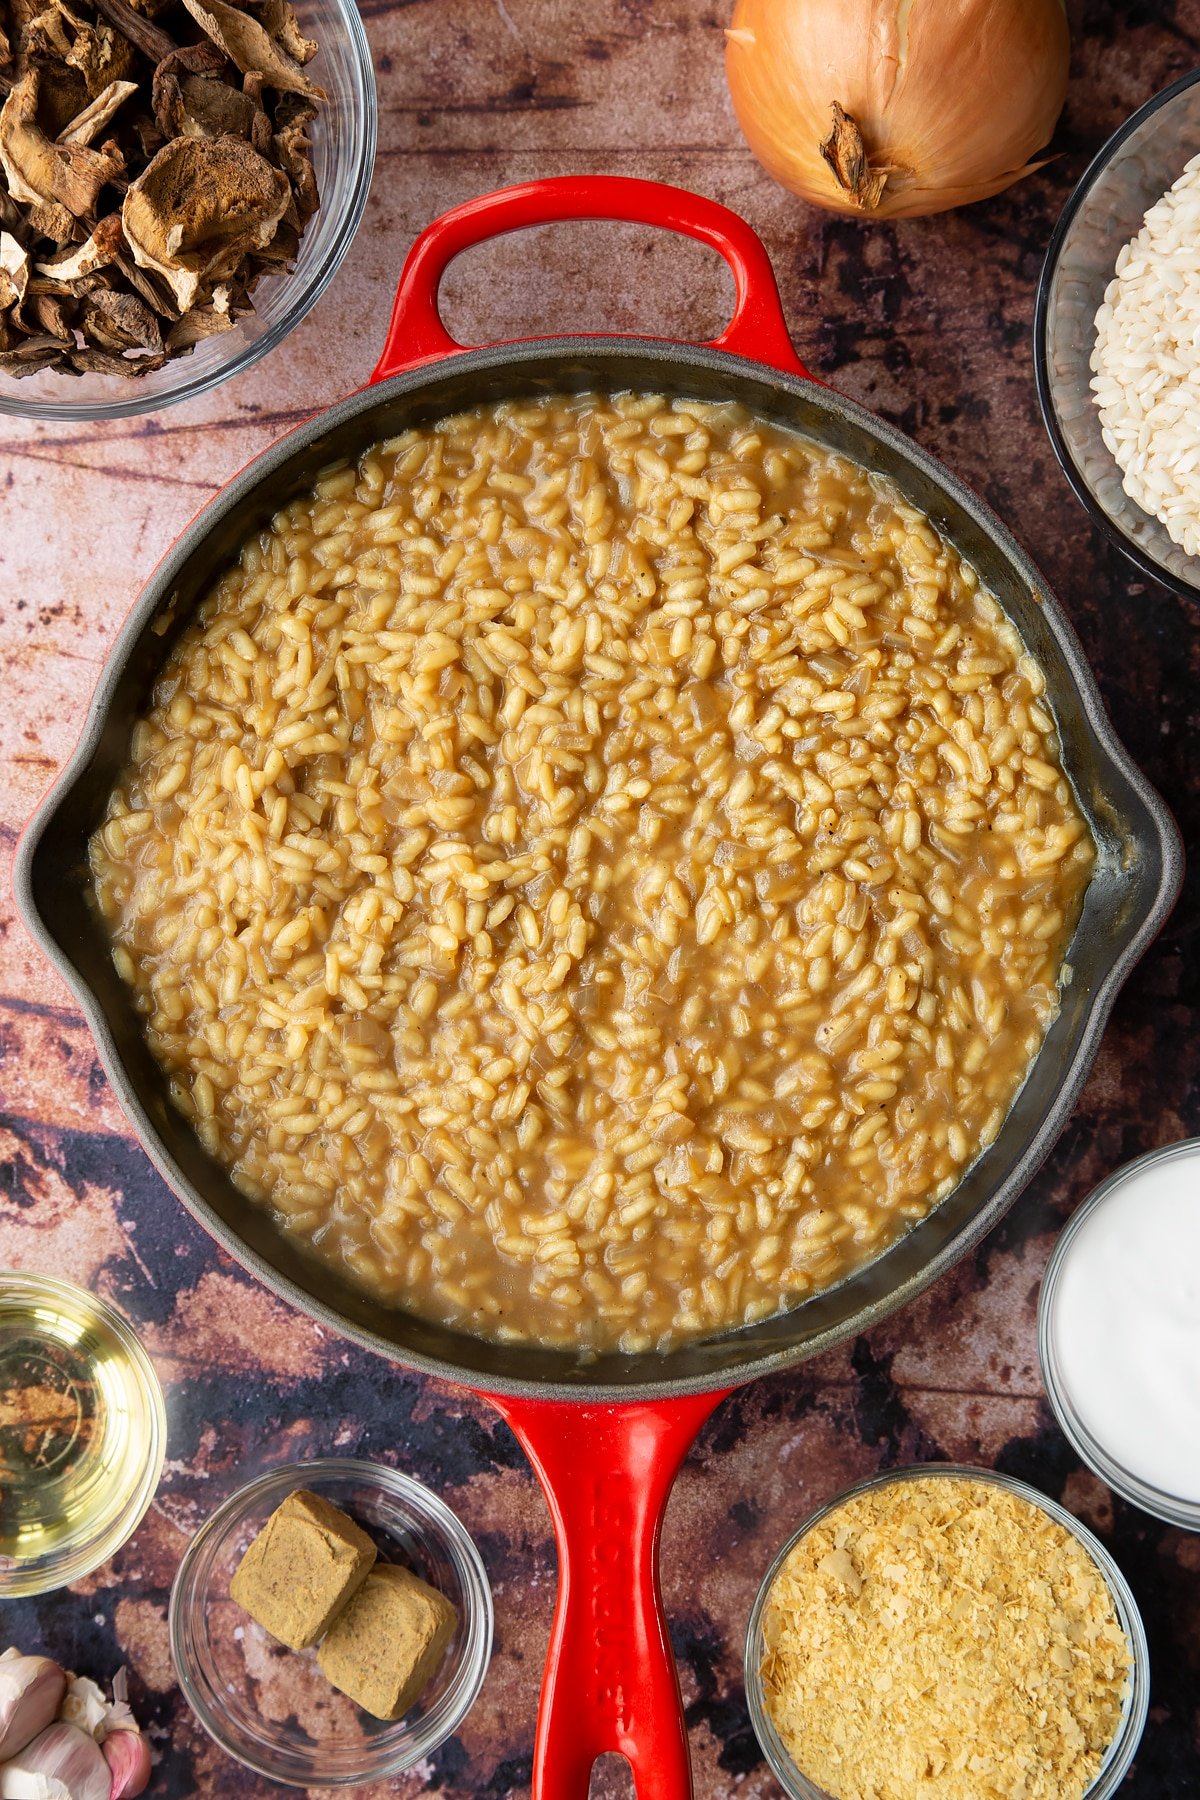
0,1721 -> 111,1800
0,1767 -> 69,1799
56,1680 -> 107,1743
101,1733 -> 150,1799
0,1659 -> 67,1762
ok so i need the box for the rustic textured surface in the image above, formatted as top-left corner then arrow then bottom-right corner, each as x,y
1,2 -> 1198,1795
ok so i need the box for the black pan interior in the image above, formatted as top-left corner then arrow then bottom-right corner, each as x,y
17,342 -> 1182,1399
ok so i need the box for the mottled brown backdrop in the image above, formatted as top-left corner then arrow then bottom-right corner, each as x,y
1,1 -> 1198,1795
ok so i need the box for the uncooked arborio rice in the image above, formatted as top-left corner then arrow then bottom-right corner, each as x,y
1091,152 -> 1200,554
89,393 -> 1094,1354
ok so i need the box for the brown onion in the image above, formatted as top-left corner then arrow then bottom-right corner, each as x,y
725,0 -> 1069,220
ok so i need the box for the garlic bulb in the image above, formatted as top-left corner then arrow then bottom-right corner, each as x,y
0,1657 -> 67,1763
0,1722 -> 110,1800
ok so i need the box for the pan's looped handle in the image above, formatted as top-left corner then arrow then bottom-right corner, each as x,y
489,1390 -> 730,1800
370,176 -> 811,382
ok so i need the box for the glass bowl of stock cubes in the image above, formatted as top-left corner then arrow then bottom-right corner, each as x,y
168,1457 -> 493,1785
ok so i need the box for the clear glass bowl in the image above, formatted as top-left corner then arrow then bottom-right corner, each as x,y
744,1464 -> 1150,1800
0,0 -> 376,422
1034,67 -> 1200,601
169,1458 -> 493,1787
1039,1138 -> 1200,1531
0,1271 -> 166,1597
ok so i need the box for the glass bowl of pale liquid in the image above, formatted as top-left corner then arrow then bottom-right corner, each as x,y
1039,1138 -> 1200,1530
0,1272 -> 166,1596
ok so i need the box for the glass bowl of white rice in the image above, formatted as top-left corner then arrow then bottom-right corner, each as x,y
1035,66 -> 1200,600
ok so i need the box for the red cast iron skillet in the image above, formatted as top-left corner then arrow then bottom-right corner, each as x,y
15,177 -> 1182,1800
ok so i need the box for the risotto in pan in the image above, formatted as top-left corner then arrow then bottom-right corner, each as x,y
90,393 -> 1094,1352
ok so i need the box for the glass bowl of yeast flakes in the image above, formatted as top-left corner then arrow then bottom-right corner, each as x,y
744,1465 -> 1148,1800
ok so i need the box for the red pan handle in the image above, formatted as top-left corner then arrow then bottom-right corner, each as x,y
371,175 -> 811,382
488,1389 -> 731,1800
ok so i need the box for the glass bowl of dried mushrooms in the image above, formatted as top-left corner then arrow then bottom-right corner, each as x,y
0,0 -> 375,418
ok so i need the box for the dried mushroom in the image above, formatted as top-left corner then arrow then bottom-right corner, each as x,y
34,207 -> 120,275
0,333 -> 60,370
180,0 -> 321,96
56,5 -> 137,101
272,90 -> 315,216
164,293 -> 227,346
0,0 -> 325,379
81,283 -> 161,348
152,42 -> 242,137
249,0 -> 315,67
90,0 -> 174,66
0,229 -> 30,306
58,77 -> 137,144
0,69 -> 123,214
28,282 -> 73,336
123,132 -> 288,311
26,197 -> 75,241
